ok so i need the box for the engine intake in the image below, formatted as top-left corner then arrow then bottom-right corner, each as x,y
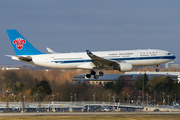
114,62 -> 133,71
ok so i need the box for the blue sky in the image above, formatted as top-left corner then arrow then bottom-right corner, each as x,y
1,0 -> 180,64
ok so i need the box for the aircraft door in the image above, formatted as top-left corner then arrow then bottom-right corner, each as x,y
45,56 -> 50,63
135,52 -> 139,59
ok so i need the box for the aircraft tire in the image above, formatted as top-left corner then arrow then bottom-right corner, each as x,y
94,75 -> 99,79
90,70 -> 96,75
99,71 -> 104,76
86,74 -> 91,78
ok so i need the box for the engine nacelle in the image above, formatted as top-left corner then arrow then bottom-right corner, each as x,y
114,62 -> 133,72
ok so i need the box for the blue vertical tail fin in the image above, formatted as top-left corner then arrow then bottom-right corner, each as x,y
6,29 -> 44,56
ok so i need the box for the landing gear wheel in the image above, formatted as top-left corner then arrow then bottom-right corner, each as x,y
90,70 -> 96,75
86,74 -> 91,78
86,70 -> 102,79
94,75 -> 99,79
156,69 -> 159,72
99,71 -> 104,76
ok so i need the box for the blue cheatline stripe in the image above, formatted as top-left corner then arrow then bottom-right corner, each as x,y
54,60 -> 91,64
51,55 -> 175,64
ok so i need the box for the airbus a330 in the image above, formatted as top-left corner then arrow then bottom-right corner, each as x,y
6,29 -> 176,79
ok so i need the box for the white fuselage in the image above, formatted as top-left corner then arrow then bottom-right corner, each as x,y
12,49 -> 175,70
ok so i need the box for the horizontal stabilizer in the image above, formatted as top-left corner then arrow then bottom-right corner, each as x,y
5,55 -> 13,57
11,56 -> 32,62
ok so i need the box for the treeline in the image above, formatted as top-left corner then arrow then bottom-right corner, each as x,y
133,74 -> 179,104
0,68 -> 179,104
0,68 -> 84,102
102,74 -> 179,104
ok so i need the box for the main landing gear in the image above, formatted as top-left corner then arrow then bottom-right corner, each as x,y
86,70 -> 104,79
156,65 -> 160,72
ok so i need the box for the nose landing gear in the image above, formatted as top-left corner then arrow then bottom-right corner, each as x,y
156,65 -> 160,72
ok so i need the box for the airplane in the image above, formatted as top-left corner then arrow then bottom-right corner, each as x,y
6,29 -> 176,79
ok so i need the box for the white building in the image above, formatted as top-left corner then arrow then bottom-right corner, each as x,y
1,67 -> 19,70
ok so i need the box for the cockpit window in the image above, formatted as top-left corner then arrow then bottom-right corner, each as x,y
167,53 -> 171,55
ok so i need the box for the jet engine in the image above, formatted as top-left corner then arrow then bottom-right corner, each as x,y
113,62 -> 133,71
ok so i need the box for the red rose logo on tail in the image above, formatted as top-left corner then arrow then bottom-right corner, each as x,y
13,38 -> 26,50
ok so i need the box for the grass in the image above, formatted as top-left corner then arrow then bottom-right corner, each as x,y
0,115 -> 180,120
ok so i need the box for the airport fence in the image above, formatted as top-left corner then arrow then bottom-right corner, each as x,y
0,101 -> 144,112
0,101 -> 179,113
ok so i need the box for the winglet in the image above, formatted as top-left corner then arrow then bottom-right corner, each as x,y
86,50 -> 93,55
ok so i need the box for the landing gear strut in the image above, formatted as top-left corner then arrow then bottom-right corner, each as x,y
156,65 -> 160,72
85,70 -> 104,79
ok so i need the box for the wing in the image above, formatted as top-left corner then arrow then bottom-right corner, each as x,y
86,50 -> 118,69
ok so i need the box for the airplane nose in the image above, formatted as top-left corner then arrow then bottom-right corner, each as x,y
173,55 -> 176,59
